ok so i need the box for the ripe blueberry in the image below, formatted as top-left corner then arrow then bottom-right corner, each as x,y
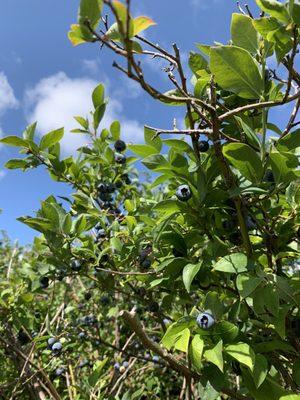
47,337 -> 56,349
198,140 -> 209,153
40,276 -> 49,289
55,367 -> 65,377
152,355 -> 159,363
114,362 -> 120,370
263,170 -> 275,183
71,259 -> 82,272
123,361 -> 129,368
100,295 -> 110,305
196,312 -> 215,330
141,258 -> 151,269
78,332 -> 86,340
115,153 -> 126,164
114,140 -> 126,152
51,341 -> 62,355
84,292 -> 92,301
176,185 -> 192,201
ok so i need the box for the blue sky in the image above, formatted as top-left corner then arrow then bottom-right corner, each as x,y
0,0 -> 289,244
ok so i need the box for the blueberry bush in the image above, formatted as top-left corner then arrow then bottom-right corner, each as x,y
0,0 -> 300,399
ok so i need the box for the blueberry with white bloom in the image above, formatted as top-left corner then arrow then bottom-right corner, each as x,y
196,311 -> 215,330
47,337 -> 56,349
115,153 -> 126,164
176,185 -> 192,201
114,362 -> 120,370
51,341 -> 63,355
123,361 -> 129,368
152,355 -> 159,363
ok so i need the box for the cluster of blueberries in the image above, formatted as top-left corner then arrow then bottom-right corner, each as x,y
114,360 -> 130,374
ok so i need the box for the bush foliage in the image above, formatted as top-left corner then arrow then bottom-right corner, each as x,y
0,0 -> 299,399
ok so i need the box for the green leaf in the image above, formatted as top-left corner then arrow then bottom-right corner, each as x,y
174,328 -> 190,353
231,13 -> 259,53
133,16 -> 156,36
204,340 -> 224,372
182,263 -> 201,292
210,45 -> 263,99
110,120 -> 120,140
23,122 -> 37,141
189,335 -> 204,372
129,144 -> 159,158
78,0 -> 103,28
92,84 -> 105,108
225,342 -> 255,371
144,126 -> 162,152
40,128 -> 64,150
161,317 -> 195,351
223,143 -> 263,183
236,275 -> 263,298
277,129 -> 300,151
269,150 -> 298,184
213,253 -> 248,274
243,369 -> 291,400
0,136 -> 28,147
68,24 -> 92,46
235,117 -> 261,150
74,116 -> 89,130
93,104 -> 106,130
142,154 -> 169,170
256,0 -> 290,23
214,321 -> 239,343
5,159 -> 28,169
188,51 -> 208,75
280,396 -> 300,400
253,354 -> 268,388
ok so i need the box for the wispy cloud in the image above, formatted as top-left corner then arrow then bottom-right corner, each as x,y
24,72 -> 143,155
0,71 -> 18,115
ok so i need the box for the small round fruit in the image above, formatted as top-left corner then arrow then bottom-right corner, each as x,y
114,362 -> 120,370
123,361 -> 129,368
51,341 -> 62,355
198,140 -> 209,153
152,355 -> 159,364
71,259 -> 82,272
141,258 -> 151,269
100,295 -> 110,305
78,332 -> 86,340
263,169 -> 275,183
84,292 -> 92,301
55,367 -> 65,377
97,183 -> 108,193
47,337 -> 57,349
119,366 -> 126,373
115,153 -> 126,164
176,185 -> 192,201
196,312 -> 215,330
114,140 -> 126,152
40,276 -> 49,289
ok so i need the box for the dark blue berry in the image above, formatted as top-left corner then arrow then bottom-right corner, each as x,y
176,185 -> 192,201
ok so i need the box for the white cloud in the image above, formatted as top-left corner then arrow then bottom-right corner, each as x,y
82,59 -> 102,76
24,72 -> 143,155
0,170 -> 6,180
0,71 -> 18,115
